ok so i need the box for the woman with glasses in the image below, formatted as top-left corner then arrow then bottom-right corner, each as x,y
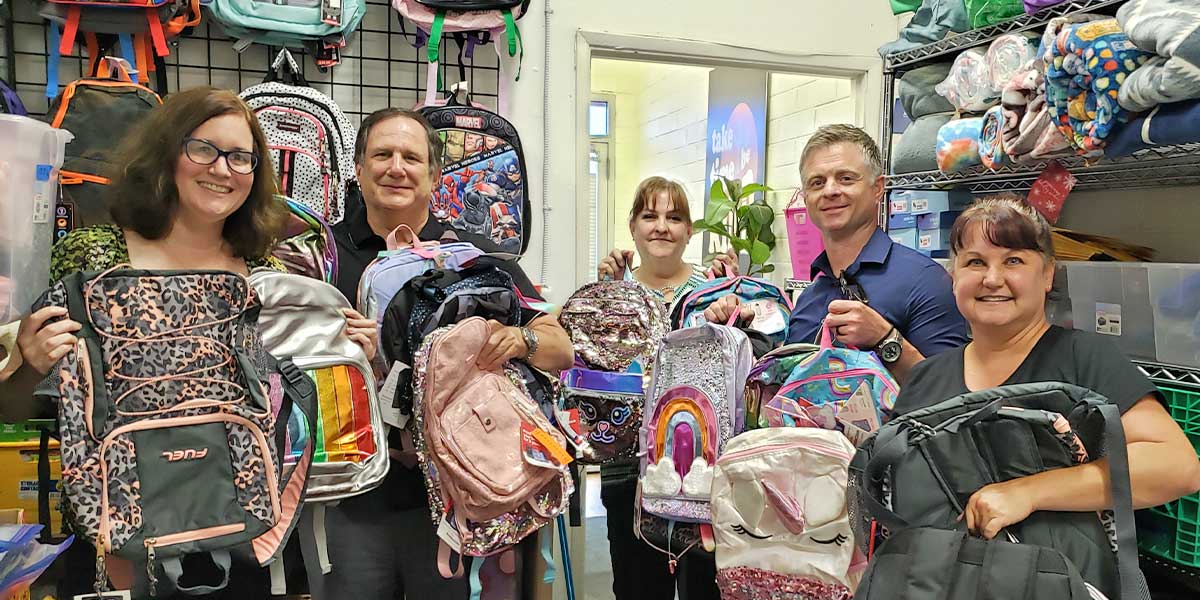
3,86 -> 376,597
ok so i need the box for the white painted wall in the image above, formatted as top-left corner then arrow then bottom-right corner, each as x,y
501,0 -> 900,302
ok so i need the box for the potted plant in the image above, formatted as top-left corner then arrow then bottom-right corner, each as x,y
692,176 -> 777,276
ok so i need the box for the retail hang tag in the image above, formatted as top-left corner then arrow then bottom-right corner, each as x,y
437,512 -> 462,554
746,299 -> 787,335
1095,302 -> 1122,336
74,593 -> 132,600
554,407 -> 588,451
1026,160 -> 1076,224
520,422 -> 573,469
377,361 -> 410,430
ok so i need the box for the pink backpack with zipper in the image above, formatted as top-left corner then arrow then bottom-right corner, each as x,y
410,317 -> 572,573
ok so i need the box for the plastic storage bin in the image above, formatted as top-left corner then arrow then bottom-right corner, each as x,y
0,115 -> 73,324
1137,386 -> 1200,567
1145,264 -> 1200,369
1063,262 -> 1157,362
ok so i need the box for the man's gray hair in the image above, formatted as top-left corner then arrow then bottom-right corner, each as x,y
799,124 -> 884,179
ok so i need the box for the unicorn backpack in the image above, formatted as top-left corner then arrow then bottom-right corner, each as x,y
711,427 -> 863,600
746,327 -> 898,445
672,276 -> 793,344
636,323 -> 752,565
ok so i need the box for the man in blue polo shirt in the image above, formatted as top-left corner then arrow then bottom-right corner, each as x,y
706,124 -> 967,382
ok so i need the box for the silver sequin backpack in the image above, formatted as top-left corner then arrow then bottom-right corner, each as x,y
559,280 -> 669,372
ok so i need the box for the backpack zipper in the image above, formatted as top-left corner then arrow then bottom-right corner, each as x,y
775,367 -> 900,398
717,440 -> 853,465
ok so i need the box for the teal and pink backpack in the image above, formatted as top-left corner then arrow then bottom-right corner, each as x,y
672,276 -> 793,344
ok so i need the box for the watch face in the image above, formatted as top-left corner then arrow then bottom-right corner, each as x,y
880,340 -> 902,363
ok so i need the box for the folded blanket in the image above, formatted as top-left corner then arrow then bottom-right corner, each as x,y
880,0 -> 971,57
979,105 -> 1008,169
1116,0 -> 1200,112
1105,99 -> 1200,156
1000,64 -> 1076,164
965,0 -> 1024,28
936,48 -> 1001,112
1038,14 -> 1108,62
987,33 -> 1039,90
899,63 -> 956,120
937,117 -> 986,172
893,113 -> 955,174
1044,19 -> 1153,153
1024,0 -> 1066,14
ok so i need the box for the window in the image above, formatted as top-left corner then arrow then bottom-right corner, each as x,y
589,101 -> 610,137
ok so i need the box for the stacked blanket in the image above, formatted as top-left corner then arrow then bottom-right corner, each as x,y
1105,100 -> 1200,156
987,33 -> 1040,90
979,105 -> 1009,168
937,117 -> 986,172
999,64 -> 1076,164
899,62 -> 957,120
936,48 -> 1001,111
1116,0 -> 1200,112
893,113 -> 955,173
1044,18 -> 1153,153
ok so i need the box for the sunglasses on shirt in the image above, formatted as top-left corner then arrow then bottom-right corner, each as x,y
837,273 -> 869,304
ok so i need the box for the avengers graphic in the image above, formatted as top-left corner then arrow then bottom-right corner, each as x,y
433,130 -> 525,253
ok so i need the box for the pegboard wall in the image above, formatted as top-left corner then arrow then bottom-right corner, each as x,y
0,0 -> 501,123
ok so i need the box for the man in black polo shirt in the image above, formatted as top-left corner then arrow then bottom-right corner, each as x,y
312,108 -> 574,599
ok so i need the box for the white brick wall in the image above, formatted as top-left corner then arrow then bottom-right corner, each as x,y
764,73 -> 857,284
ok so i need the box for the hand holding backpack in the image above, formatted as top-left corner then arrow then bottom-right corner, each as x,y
671,275 -> 794,345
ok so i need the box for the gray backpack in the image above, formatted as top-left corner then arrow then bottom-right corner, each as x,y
849,382 -> 1150,600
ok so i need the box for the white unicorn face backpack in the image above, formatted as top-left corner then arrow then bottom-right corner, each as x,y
710,427 -> 864,600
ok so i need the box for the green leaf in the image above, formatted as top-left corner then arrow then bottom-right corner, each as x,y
709,179 -> 728,202
745,203 -> 773,229
758,226 -> 776,247
739,183 -> 771,200
750,240 -> 771,266
730,238 -> 751,253
760,264 -> 776,274
704,196 -> 734,224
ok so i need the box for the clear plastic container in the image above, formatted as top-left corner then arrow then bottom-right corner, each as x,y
0,115 -> 74,324
1063,262 -> 1157,362
1145,264 -> 1200,369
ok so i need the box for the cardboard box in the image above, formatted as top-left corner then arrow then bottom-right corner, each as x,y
917,228 -> 952,254
888,213 -> 917,230
917,210 -> 963,231
889,227 -> 918,250
0,440 -> 62,535
893,190 -> 974,215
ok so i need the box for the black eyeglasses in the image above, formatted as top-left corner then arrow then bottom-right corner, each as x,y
837,272 -> 869,304
182,138 -> 259,175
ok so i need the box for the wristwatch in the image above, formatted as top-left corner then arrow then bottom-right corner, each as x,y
873,327 -> 903,364
520,326 -> 539,361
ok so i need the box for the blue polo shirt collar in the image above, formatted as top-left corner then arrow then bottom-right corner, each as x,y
809,228 -> 894,279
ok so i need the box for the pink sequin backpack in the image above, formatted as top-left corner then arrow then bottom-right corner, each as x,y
559,279 -> 669,372
410,317 -> 572,580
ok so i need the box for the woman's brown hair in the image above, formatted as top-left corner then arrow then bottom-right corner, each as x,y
949,194 -> 1055,262
106,86 -> 287,260
628,176 -> 692,224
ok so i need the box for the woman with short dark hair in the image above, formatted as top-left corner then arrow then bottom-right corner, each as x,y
894,194 -> 1200,595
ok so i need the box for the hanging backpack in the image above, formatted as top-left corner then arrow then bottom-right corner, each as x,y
849,382 -> 1150,600
207,0 -> 366,67
240,49 -> 357,224
672,276 -> 794,345
411,317 -> 572,584
270,196 -> 339,284
711,427 -> 863,600
743,328 -> 898,444
419,91 -> 532,254
36,268 -> 298,598
559,279 -> 670,372
39,0 -> 201,96
636,323 -> 753,567
47,57 -> 161,240
394,0 -> 527,97
0,78 -> 28,115
380,257 -> 524,419
556,368 -> 645,465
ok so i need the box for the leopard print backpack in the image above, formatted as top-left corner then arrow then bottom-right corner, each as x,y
39,267 -> 312,598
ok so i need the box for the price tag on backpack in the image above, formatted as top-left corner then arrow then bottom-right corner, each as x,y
520,422 -> 573,469
437,513 -> 462,554
746,299 -> 787,334
554,408 -> 588,451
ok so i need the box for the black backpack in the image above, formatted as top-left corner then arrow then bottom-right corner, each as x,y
46,59 -> 161,240
420,93 -> 531,255
849,383 -> 1149,600
380,259 -> 523,416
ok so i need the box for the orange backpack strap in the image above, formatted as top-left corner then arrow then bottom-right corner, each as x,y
59,6 -> 82,56
84,33 -> 100,77
134,34 -> 150,81
145,8 -> 169,56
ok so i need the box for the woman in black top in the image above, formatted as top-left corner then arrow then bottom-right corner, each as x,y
895,195 -> 1200,540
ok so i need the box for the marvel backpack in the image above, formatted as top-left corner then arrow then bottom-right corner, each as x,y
47,58 -> 162,240
711,427 -> 862,600
380,258 -> 523,418
207,0 -> 365,67
744,327 -> 899,444
270,196 -> 339,284
559,279 -> 669,372
39,0 -> 201,95
411,317 -> 572,584
0,78 -> 28,115
637,323 -> 753,566
420,91 -> 532,254
849,383 -> 1150,600
240,49 -> 357,224
38,268 -> 304,597
672,276 -> 793,344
